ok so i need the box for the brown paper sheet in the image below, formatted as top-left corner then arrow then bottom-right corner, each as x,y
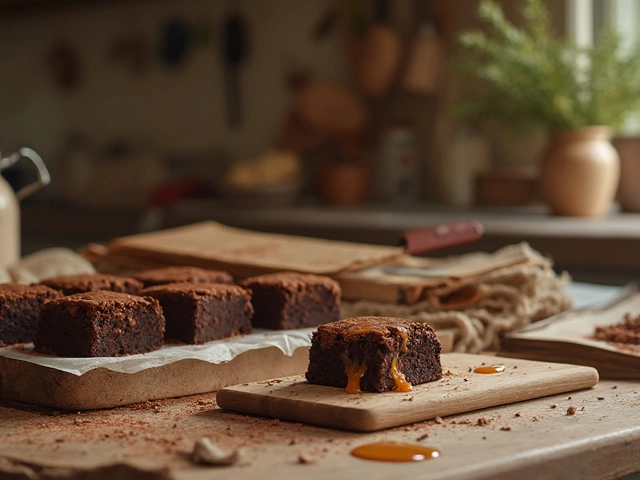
107,221 -> 403,277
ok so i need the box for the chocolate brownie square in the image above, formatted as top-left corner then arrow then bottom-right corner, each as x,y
305,317 -> 442,393
0,284 -> 61,346
239,272 -> 341,330
142,283 -> 253,344
34,291 -> 165,357
132,266 -> 233,289
40,274 -> 142,296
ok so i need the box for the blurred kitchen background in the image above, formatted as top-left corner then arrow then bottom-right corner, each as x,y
2,0 -> 640,284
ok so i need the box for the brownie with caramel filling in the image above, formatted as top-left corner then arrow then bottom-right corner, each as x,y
132,266 -> 233,289
34,291 -> 165,357
305,316 -> 442,393
239,272 -> 341,330
39,273 -> 142,296
0,284 -> 61,346
142,283 -> 252,344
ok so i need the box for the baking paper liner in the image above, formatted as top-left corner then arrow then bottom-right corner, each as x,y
0,328 -> 314,376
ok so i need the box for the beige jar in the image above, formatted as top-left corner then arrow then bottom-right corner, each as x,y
540,127 -> 620,217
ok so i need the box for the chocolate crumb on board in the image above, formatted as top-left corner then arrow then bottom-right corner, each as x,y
566,406 -> 576,415
476,418 -> 491,426
593,313 -> 640,344
500,426 -> 511,431
416,433 -> 429,441
550,404 -> 558,409
514,413 -> 521,417
598,397 -> 605,400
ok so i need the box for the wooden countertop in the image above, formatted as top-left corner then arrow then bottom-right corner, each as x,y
1,378 -> 638,479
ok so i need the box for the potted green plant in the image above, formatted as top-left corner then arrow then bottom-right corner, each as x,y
458,0 -> 640,216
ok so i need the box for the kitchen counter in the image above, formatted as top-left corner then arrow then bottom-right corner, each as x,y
1,379 -> 639,480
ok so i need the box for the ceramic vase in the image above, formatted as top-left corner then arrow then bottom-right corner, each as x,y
540,127 -> 620,217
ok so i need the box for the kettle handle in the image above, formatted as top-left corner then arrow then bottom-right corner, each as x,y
0,148 -> 50,201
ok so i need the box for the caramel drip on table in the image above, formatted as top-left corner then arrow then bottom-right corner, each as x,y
351,442 -> 440,462
474,364 -> 506,374
341,353 -> 366,394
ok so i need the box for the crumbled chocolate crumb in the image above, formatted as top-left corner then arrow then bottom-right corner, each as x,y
613,386 -> 617,389
532,416 -> 539,422
514,413 -> 521,417
500,426 -> 511,431
550,404 -> 558,409
566,406 -> 576,415
416,433 -> 429,441
593,313 -> 640,344
477,417 -> 491,426
597,397 -> 604,400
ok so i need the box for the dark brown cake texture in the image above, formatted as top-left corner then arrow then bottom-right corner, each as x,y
305,316 -> 442,393
0,284 -> 62,346
34,291 -> 165,357
132,266 -> 234,289
239,272 -> 341,330
40,273 -> 143,296
142,283 -> 253,344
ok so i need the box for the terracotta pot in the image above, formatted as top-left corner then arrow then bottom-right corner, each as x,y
539,127 -> 620,217
317,163 -> 369,207
613,136 -> 640,212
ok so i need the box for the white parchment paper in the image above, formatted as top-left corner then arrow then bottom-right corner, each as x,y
0,328 -> 314,376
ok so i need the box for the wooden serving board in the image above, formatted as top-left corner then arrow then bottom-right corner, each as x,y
0,346 -> 309,411
216,353 -> 598,432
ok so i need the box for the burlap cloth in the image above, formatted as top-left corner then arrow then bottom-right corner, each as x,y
342,244 -> 572,353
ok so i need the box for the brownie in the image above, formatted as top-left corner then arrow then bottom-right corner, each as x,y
305,316 -> 442,393
142,282 -> 253,344
40,274 -> 143,296
33,291 -> 165,357
132,266 -> 234,289
239,272 -> 341,330
0,284 -> 62,346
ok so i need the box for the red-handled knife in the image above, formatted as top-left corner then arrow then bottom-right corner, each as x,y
400,220 -> 484,256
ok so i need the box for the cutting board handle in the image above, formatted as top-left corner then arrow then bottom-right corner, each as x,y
401,220 -> 483,255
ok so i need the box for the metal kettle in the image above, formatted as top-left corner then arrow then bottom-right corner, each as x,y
0,148 -> 50,268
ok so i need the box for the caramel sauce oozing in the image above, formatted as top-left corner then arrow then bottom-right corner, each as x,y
390,357 -> 412,392
473,364 -> 506,374
341,353 -> 366,394
351,442 -> 440,462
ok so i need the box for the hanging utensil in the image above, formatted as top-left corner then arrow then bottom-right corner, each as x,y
221,8 -> 250,128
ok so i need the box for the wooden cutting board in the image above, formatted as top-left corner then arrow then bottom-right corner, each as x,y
0,346 -> 310,411
216,353 -> 598,432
